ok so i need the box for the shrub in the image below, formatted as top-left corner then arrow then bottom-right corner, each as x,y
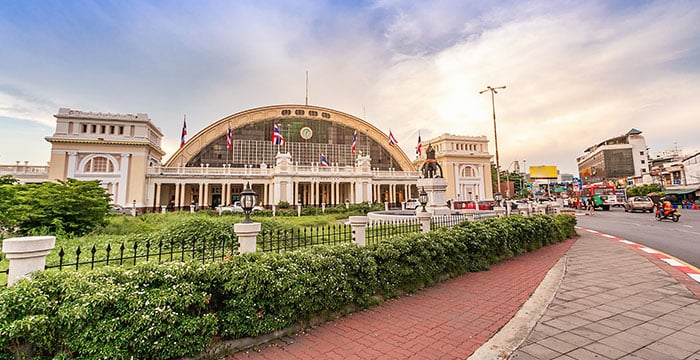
0,214 -> 575,358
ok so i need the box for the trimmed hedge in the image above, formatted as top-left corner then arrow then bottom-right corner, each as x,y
0,214 -> 575,359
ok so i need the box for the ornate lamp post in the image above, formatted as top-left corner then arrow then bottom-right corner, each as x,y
239,182 -> 257,223
419,187 -> 428,212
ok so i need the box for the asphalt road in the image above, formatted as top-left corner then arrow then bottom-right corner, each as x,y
575,205 -> 700,268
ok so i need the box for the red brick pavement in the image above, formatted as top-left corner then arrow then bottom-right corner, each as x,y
227,238 -> 576,359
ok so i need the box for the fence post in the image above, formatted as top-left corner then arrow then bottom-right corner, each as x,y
2,236 -> 55,286
349,216 -> 368,247
384,202 -> 389,211
297,204 -> 301,217
272,205 -> 276,217
161,205 -> 167,214
233,222 -> 261,254
416,211 -> 432,233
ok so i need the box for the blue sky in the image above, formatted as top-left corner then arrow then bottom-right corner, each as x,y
1,0 -> 698,174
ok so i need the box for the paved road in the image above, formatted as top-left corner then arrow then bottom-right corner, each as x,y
575,207 -> 700,268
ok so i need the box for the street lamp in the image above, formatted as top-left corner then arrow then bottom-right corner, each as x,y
419,187 -> 428,212
239,182 -> 258,223
480,85 -> 506,198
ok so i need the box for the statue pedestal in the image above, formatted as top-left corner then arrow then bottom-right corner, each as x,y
417,177 -> 451,216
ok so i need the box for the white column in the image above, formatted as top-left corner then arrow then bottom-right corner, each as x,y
66,151 -> 78,178
2,236 -> 55,286
198,183 -> 204,207
174,183 -> 180,210
154,183 -> 161,208
118,153 -> 131,205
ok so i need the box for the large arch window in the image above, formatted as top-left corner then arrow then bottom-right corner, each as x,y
83,155 -> 116,173
187,118 -> 399,170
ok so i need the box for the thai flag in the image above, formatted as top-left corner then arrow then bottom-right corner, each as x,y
416,133 -> 422,155
272,124 -> 285,145
180,116 -> 187,148
351,130 -> 357,154
388,130 -> 398,146
226,122 -> 232,149
320,153 -> 329,166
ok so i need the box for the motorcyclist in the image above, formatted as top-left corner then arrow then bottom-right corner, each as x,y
658,199 -> 673,219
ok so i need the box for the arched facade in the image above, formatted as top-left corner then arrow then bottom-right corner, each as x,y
150,105 -> 419,209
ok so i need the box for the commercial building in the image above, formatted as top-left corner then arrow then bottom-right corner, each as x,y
576,128 -> 650,186
2,105 -> 494,211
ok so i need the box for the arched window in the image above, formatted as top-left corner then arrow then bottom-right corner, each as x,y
83,156 -> 115,173
461,166 -> 476,178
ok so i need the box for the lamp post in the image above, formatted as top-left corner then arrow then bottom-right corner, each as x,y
419,187 -> 428,213
239,182 -> 257,223
480,85 -> 506,199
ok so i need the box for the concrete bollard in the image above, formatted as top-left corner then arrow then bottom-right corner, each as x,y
349,216 -> 369,247
416,211 -> 432,233
161,205 -> 167,214
2,236 -> 55,286
233,222 -> 261,254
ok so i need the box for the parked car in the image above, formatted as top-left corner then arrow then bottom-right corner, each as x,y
405,198 -> 421,210
453,200 -> 494,210
624,196 -> 654,213
110,204 -> 131,214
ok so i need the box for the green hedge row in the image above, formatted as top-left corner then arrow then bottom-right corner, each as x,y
0,214 -> 576,359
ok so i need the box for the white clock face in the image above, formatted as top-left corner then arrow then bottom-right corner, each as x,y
300,127 -> 313,140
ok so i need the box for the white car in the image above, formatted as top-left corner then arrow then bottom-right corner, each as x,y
217,203 -> 243,214
405,198 -> 421,210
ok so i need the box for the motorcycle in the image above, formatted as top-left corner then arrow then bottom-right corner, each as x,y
655,206 -> 681,222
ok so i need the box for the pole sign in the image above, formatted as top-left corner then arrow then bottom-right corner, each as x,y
572,177 -> 582,190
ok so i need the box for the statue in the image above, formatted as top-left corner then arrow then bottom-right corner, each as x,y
420,144 -> 443,178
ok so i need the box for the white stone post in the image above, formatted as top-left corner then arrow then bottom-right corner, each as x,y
416,211 -> 432,234
233,222 -> 261,254
297,204 -> 302,217
384,201 -> 389,211
2,236 -> 55,286
349,216 -> 369,247
272,205 -> 276,217
161,205 -> 167,214
322,203 -> 326,213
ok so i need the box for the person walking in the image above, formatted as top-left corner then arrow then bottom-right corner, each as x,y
586,197 -> 594,216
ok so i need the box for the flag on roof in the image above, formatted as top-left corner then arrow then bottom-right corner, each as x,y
320,153 -> 329,167
226,122 -> 232,149
272,124 -> 285,145
388,130 -> 398,146
416,133 -> 422,155
351,130 -> 357,154
180,116 -> 187,148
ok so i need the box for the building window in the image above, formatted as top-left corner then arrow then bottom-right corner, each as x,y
309,110 -> 318,116
322,112 -> 331,119
84,156 -> 115,173
461,166 -> 475,177
281,110 -> 291,115
295,110 -> 305,115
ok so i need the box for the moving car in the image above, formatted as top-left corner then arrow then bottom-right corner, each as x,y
624,196 -> 654,213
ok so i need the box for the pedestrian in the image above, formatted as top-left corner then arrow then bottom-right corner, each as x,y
586,197 -> 594,216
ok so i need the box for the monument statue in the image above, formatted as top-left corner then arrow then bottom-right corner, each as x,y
420,144 -> 443,178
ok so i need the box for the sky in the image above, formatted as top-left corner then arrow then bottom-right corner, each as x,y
1,0 -> 699,175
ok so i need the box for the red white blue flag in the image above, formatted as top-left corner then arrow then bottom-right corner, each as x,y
388,130 -> 398,146
272,124 -> 285,145
180,116 -> 187,148
416,133 -> 422,155
351,130 -> 357,154
226,122 -> 232,149
320,153 -> 329,166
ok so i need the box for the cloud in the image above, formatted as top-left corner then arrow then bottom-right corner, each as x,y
1,0 -> 699,175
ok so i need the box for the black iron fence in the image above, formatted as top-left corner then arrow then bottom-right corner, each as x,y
258,224 -> 352,252
430,214 -> 468,230
366,218 -> 421,245
45,236 -> 239,271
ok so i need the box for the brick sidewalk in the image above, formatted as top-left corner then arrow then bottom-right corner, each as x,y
227,239 -> 575,359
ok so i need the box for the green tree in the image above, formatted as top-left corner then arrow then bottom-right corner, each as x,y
12,179 -> 112,236
626,184 -> 662,197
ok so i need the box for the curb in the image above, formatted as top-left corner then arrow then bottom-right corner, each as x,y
468,254 -> 568,359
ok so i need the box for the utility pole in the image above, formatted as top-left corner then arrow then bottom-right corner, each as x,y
480,85 -> 506,199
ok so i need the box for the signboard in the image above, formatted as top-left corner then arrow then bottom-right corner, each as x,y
530,165 -> 558,179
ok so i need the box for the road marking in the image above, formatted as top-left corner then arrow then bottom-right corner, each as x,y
576,226 -> 700,285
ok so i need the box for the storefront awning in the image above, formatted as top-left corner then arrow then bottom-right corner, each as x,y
664,185 -> 700,195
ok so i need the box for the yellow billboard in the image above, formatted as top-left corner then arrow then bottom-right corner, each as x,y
530,165 -> 558,179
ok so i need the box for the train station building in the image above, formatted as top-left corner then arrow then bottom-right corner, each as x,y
7,104 -> 494,211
